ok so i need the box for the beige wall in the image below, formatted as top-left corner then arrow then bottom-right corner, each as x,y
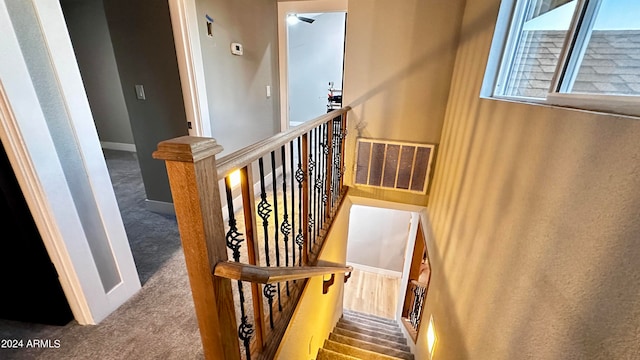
342,0 -> 466,206
418,0 -> 640,359
196,0 -> 280,156
275,197 -> 352,359
61,0 -> 134,146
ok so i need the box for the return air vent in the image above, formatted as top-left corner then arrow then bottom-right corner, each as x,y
354,138 -> 435,194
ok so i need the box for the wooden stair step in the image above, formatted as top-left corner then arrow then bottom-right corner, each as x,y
342,314 -> 399,330
333,327 -> 410,351
329,333 -> 414,360
323,339 -> 404,360
336,321 -> 406,345
343,310 -> 398,326
316,347 -> 361,360
338,318 -> 404,338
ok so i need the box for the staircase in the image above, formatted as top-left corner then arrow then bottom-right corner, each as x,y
317,310 -> 414,360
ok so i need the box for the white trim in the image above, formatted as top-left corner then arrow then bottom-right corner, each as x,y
168,0 -> 212,137
545,93 -> 640,117
100,141 -> 136,152
347,262 -> 402,278
485,0 -> 640,118
32,0 -> 141,322
145,199 -> 176,215
277,0 -> 348,132
0,1 -> 93,324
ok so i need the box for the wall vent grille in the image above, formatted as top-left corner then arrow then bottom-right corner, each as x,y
354,138 -> 435,194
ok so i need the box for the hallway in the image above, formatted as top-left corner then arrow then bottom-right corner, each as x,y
343,268 -> 401,319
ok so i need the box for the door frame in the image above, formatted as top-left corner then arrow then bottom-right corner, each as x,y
0,0 -> 141,325
167,0 -> 212,137
277,0 -> 348,131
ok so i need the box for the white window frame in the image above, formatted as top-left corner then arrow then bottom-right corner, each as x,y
484,0 -> 640,117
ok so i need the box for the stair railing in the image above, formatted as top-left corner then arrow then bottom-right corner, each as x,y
402,280 -> 428,340
153,107 -> 351,360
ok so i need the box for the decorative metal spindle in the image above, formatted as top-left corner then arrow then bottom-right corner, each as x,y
322,123 -> 329,223
270,152 -> 282,311
289,141 -> 296,270
224,177 -> 243,262
315,127 -> 321,238
280,146 -> 291,296
308,128 -> 316,246
316,127 -> 323,233
257,158 -> 272,267
333,117 -> 341,205
410,284 -> 425,330
263,283 -> 276,329
224,178 -> 253,359
295,137 -> 304,266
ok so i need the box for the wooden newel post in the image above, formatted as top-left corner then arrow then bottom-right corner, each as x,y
153,136 -> 241,360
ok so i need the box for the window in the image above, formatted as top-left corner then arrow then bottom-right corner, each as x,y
486,0 -> 640,114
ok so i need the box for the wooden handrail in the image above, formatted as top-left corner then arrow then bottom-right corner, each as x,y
216,106 -> 351,179
410,279 -> 429,288
153,105 -> 351,360
214,262 -> 353,284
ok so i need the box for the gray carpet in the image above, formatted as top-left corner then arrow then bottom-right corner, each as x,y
0,149 -> 204,360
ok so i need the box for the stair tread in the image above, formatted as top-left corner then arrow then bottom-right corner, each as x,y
333,327 -> 410,351
339,318 -> 403,336
324,339 -> 404,360
342,315 -> 401,331
317,347 -> 361,360
343,310 -> 397,326
336,321 -> 406,344
329,333 -> 414,360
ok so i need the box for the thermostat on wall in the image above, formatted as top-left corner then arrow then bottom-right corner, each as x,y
231,42 -> 243,56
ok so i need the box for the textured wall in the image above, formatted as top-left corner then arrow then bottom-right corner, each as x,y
196,0 -> 280,156
275,197 -> 352,359
103,0 -> 188,203
346,205 -> 411,272
342,0 -> 466,206
417,0 -> 640,359
61,0 -> 134,146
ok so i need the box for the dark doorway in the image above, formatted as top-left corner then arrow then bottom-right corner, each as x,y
0,141 -> 73,326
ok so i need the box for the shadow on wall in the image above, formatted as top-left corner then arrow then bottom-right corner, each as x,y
415,215 -> 469,359
344,0 -> 497,140
427,31 -> 640,358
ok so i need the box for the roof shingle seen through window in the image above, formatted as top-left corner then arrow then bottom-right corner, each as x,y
507,30 -> 640,97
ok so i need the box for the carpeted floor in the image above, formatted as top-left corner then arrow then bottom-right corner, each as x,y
0,149 -> 204,360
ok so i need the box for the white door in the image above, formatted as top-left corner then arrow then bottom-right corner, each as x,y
0,0 -> 140,325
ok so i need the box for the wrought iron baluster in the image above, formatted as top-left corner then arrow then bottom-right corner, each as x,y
280,146 -> 291,296
308,128 -> 316,246
333,116 -> 341,205
316,126 -> 323,232
290,140 -> 296,270
224,177 -> 253,360
295,137 -> 304,266
321,122 -> 329,223
257,158 -> 272,267
257,158 -> 275,332
315,126 -> 322,238
270,152 -> 282,312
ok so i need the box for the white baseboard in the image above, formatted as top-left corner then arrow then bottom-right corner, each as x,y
144,199 -> 176,216
347,262 -> 402,278
101,141 -> 136,152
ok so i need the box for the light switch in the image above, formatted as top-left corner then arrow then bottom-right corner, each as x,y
135,85 -> 146,100
266,85 -> 271,98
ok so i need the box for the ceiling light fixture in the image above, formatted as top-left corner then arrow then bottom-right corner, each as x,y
287,13 -> 315,25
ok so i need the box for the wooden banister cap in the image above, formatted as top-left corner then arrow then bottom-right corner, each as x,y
153,136 -> 224,162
